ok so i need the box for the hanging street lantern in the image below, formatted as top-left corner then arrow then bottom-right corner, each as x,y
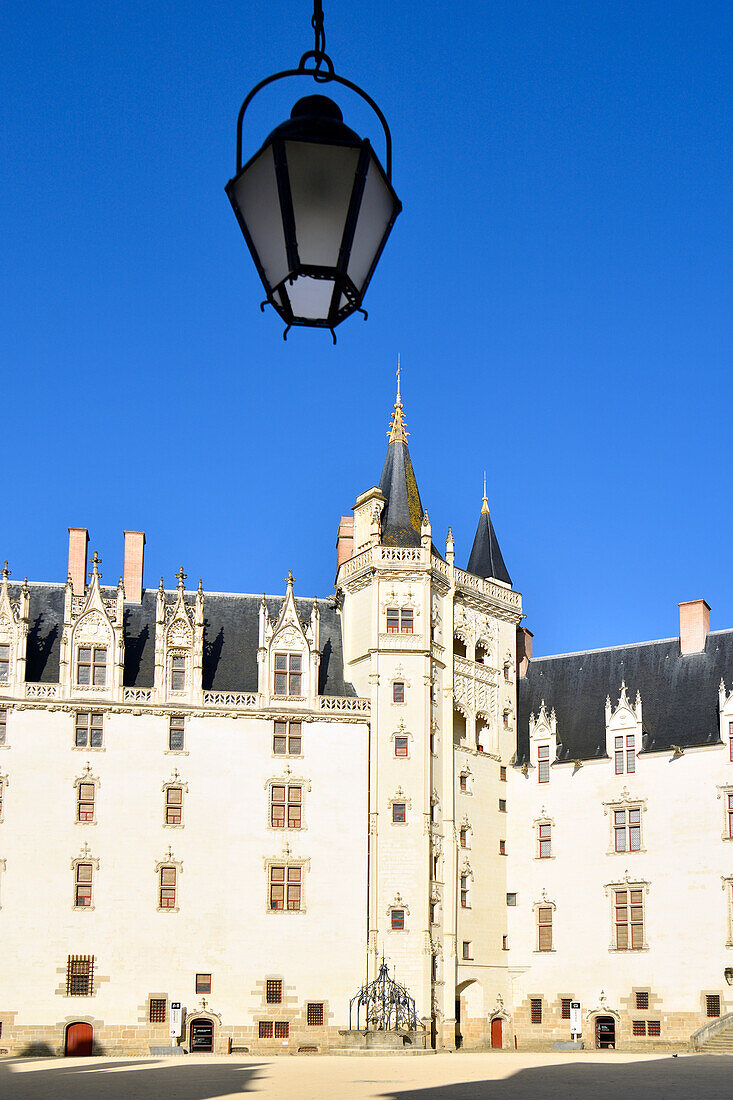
225,1 -> 402,342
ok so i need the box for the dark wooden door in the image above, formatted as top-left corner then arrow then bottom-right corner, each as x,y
65,1022 -> 93,1056
190,1018 -> 214,1053
595,1016 -> 615,1048
491,1017 -> 503,1048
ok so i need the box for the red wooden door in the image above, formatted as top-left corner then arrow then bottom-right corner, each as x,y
491,1017 -> 503,1048
65,1022 -> 93,1056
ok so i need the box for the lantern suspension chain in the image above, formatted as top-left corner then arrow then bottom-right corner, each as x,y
311,0 -> 326,65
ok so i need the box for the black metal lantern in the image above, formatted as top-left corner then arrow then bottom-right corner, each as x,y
225,2 -> 402,341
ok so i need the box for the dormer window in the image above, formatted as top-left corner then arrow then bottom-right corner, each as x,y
387,608 -> 413,634
537,745 -> 550,783
170,655 -> 186,692
274,653 -> 302,696
615,734 -> 636,775
77,646 -> 107,687
0,643 -> 9,683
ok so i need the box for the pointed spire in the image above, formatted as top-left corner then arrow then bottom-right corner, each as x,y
387,357 -> 409,445
466,481 -> 511,585
378,366 -> 425,547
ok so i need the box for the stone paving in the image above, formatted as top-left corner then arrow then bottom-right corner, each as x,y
1,1050 -> 732,1099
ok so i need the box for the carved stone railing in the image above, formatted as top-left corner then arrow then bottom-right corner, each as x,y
377,546 -> 423,563
25,683 -> 59,699
454,654 -> 498,683
340,547 -> 373,578
318,696 -> 371,713
378,633 -> 426,652
431,554 -> 450,579
203,691 -> 261,709
123,687 -> 153,704
691,1012 -> 733,1050
453,567 -> 522,610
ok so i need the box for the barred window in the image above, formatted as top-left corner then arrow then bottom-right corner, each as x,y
274,653 -> 301,696
537,906 -> 553,951
149,998 -> 167,1023
0,708 -> 6,745
561,999 -> 571,1019
266,980 -> 283,1004
170,655 -> 186,691
77,783 -> 95,822
0,643 -> 9,682
635,991 -> 649,1010
159,866 -> 177,909
307,1003 -> 324,1026
632,1020 -> 646,1036
530,998 -> 542,1024
75,712 -> 103,749
169,716 -> 185,751
165,787 -> 183,826
66,955 -> 93,996
274,1021 -> 289,1039
74,862 -> 93,908
196,973 -> 211,994
648,1020 -> 661,1036
259,1020 -> 273,1039
270,785 -> 302,829
707,995 -> 721,1018
270,865 -> 302,911
273,720 -> 301,756
614,888 -> 644,949
77,646 -> 107,687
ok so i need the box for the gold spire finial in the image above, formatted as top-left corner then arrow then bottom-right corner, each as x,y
481,471 -> 489,514
387,357 -> 409,444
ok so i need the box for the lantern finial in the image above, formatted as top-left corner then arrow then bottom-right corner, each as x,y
387,359 -> 409,445
482,471 -> 489,514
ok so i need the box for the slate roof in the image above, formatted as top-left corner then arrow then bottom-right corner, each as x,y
466,506 -> 512,586
379,438 -> 425,548
517,629 -> 733,763
15,583 -> 354,696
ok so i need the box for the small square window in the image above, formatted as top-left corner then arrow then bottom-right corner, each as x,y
707,994 -> 721,1018
273,720 -> 301,756
647,1020 -> 661,1037
75,712 -> 103,749
393,681 -> 405,704
391,909 -> 405,930
274,1021 -> 289,1039
66,955 -> 93,996
506,892 -> 517,906
462,941 -> 471,960
169,716 -> 185,751
395,735 -> 408,758
149,998 -> 167,1023
259,1020 -> 273,1039
499,798 -> 507,813
266,979 -> 282,1004
530,998 -> 542,1024
307,1003 -> 324,1027
195,973 -> 211,994
561,999 -> 571,1020
392,802 -> 406,823
632,1020 -> 646,1036
500,765 -> 507,781
635,991 -> 649,1010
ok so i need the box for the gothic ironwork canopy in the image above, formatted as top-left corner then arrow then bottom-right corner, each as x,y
349,959 -> 423,1032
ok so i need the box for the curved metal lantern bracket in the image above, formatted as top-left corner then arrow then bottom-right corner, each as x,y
235,50 -> 394,179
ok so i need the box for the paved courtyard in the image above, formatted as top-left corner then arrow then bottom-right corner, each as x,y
0,1051 -> 731,1100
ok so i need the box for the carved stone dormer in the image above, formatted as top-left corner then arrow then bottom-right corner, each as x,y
60,553 -> 124,702
259,572 -> 319,706
0,563 -> 29,697
605,681 -> 643,763
154,569 -> 204,705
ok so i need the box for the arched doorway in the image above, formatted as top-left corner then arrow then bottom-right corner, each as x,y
490,1017 -> 503,1048
65,1022 -> 93,1056
189,1016 -> 214,1053
595,1016 -> 616,1049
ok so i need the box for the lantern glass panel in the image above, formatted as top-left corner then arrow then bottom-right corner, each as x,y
285,275 -> 338,320
347,154 -> 397,292
231,145 -> 289,290
284,141 -> 360,268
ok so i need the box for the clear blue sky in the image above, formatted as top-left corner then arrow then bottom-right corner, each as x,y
1,1 -> 731,656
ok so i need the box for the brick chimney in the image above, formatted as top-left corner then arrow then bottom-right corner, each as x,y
517,626 -> 533,678
679,599 -> 710,655
67,527 -> 88,597
123,531 -> 146,604
336,515 -> 354,571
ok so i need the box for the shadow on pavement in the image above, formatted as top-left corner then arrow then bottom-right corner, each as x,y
383,1054 -> 733,1100
0,1057 -> 265,1099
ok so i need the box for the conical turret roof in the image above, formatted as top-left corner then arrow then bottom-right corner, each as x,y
466,484 -> 512,585
378,370 -> 425,547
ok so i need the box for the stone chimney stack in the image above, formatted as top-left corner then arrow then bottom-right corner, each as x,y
679,599 -> 710,655
517,626 -> 534,678
123,531 -> 146,604
335,516 -> 354,571
67,527 -> 88,596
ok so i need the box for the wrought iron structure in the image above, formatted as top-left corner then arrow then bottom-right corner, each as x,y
349,959 -> 423,1032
